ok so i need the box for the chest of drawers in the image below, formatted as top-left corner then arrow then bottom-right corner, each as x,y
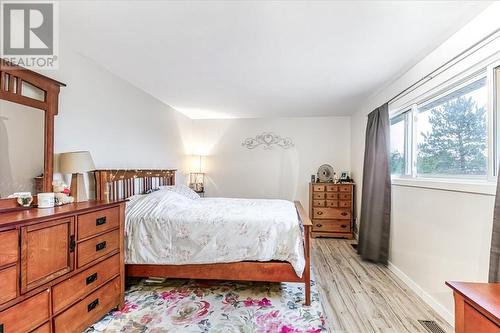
309,183 -> 354,238
0,201 -> 126,333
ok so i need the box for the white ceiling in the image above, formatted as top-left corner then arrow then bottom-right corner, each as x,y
60,1 -> 490,119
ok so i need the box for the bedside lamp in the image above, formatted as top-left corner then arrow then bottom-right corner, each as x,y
59,151 -> 95,202
189,155 -> 205,195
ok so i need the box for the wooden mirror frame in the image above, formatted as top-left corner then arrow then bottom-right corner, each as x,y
0,58 -> 66,210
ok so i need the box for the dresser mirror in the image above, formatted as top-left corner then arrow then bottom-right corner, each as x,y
0,99 -> 45,198
0,59 -> 65,209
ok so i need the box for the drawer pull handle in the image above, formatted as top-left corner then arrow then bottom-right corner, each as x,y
86,272 -> 98,285
316,224 -> 322,227
341,224 -> 347,228
96,241 -> 107,251
96,217 -> 107,226
317,211 -> 323,215
87,299 -> 99,312
341,212 -> 348,216
69,235 -> 76,253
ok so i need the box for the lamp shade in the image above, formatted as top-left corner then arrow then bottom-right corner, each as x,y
59,151 -> 95,174
189,155 -> 204,173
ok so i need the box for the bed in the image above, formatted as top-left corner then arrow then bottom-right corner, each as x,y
94,169 -> 312,305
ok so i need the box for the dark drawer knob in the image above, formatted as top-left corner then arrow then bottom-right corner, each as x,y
316,224 -> 322,227
0,323 -> 4,333
96,241 -> 107,251
86,272 -> 98,285
317,211 -> 323,215
96,217 -> 107,226
341,212 -> 348,216
69,235 -> 76,253
87,298 -> 99,312
341,224 -> 347,228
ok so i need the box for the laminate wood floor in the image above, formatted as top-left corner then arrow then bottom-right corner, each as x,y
312,239 -> 453,333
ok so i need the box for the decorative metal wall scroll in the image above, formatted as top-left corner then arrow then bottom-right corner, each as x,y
242,132 -> 294,150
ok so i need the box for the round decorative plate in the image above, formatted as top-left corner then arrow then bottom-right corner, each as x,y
317,164 -> 334,182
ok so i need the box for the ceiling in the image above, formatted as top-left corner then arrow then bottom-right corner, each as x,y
60,1 -> 491,119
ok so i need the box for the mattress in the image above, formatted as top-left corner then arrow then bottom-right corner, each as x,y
125,189 -> 305,277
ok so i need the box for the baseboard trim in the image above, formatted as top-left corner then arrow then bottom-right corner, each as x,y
387,261 -> 454,326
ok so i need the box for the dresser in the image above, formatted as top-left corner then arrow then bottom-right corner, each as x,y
446,281 -> 500,333
309,183 -> 354,238
0,201 -> 126,333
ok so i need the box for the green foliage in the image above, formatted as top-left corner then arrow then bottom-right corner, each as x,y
391,151 -> 405,175
417,96 -> 486,175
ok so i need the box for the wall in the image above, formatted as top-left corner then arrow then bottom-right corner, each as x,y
40,44 -> 192,194
191,117 -> 351,212
350,3 -> 500,324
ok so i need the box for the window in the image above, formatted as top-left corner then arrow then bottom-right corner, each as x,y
416,78 -> 487,177
390,72 -> 492,181
390,113 -> 407,175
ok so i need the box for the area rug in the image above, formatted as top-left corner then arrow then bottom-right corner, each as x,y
88,278 -> 327,333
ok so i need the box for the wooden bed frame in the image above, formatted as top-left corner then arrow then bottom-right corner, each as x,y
94,169 -> 312,305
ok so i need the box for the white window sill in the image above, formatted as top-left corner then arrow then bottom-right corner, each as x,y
391,177 -> 497,195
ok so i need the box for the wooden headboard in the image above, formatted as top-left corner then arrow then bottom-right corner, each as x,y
94,169 -> 176,201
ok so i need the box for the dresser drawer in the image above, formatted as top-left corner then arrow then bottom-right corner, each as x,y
31,322 -> 50,333
313,208 -> 351,219
78,207 -> 120,240
326,200 -> 338,208
77,230 -> 119,268
313,220 -> 351,233
325,185 -> 338,192
53,254 -> 120,313
326,193 -> 338,200
312,185 -> 325,192
312,200 -> 325,207
312,192 -> 326,200
0,290 -> 49,333
339,193 -> 352,200
0,230 -> 18,267
54,277 -> 121,333
339,200 -> 351,208
0,266 -> 17,305
339,185 -> 351,192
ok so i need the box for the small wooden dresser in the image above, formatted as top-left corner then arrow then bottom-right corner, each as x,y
446,281 -> 500,333
0,201 -> 126,333
309,183 -> 354,238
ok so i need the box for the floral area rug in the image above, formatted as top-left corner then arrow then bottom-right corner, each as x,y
87,278 -> 327,333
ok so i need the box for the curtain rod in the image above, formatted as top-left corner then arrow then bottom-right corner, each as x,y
387,27 -> 500,105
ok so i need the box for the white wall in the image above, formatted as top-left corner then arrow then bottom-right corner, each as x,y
40,44 -> 192,192
191,117 -> 351,212
350,3 -> 500,324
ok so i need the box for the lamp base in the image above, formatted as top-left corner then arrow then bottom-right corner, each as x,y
70,173 -> 88,202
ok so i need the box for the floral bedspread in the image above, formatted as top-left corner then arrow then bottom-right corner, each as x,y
125,190 -> 305,277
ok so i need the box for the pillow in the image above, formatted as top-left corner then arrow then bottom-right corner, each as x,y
160,184 -> 200,200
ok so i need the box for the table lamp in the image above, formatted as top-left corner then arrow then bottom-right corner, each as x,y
59,151 -> 95,202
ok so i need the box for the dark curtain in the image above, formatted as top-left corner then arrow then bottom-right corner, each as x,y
357,103 -> 391,264
489,172 -> 500,282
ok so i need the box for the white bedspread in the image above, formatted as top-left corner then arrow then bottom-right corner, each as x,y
125,190 -> 305,277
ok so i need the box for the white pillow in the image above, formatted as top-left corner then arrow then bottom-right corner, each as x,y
160,184 -> 200,200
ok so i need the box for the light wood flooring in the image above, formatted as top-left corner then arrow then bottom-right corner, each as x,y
312,239 -> 453,333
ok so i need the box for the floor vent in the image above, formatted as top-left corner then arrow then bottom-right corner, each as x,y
418,320 -> 446,333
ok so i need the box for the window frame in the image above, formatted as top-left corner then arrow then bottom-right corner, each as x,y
389,61 -> 500,194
